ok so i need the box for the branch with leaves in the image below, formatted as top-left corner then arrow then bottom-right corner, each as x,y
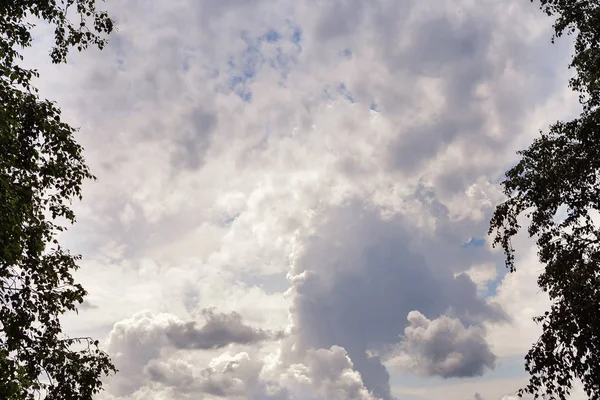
489,1 -> 600,399
1,1 -> 115,399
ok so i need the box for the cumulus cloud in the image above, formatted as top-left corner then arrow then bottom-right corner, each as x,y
144,352 -> 269,399
391,311 -> 495,378
284,202 -> 505,399
105,310 -> 281,395
164,308 -> 280,350
107,309 -> 277,353
281,346 -> 377,400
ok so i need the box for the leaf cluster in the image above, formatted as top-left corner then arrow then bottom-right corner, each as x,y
0,1 -> 115,399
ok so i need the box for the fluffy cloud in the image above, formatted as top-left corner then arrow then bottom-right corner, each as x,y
282,346 -> 376,400
285,202 -> 505,399
99,345 -> 376,400
390,311 -> 495,378
144,352 -> 268,399
24,0 -> 584,399
105,310 -> 281,396
164,309 -> 281,350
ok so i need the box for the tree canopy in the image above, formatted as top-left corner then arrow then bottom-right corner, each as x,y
0,1 -> 115,398
489,1 -> 600,399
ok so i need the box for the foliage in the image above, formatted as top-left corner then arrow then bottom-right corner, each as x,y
489,1 -> 600,399
0,1 -> 115,399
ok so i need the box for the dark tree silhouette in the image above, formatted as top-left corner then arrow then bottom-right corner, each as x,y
490,1 -> 600,399
1,1 -> 115,398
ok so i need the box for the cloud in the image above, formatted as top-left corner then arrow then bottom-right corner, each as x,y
483,244 -> 550,358
79,299 -> 99,310
390,311 -> 495,378
165,308 -> 280,350
101,345 -> 377,400
24,0 -> 583,399
144,352 -> 269,399
282,346 -> 377,400
285,201 -> 505,399
105,310 -> 281,396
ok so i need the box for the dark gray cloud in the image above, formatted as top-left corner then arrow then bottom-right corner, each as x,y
165,309 -> 278,350
393,311 -> 496,378
287,200 -> 505,399
384,16 -> 493,173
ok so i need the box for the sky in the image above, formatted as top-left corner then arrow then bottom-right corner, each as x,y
23,0 -> 588,399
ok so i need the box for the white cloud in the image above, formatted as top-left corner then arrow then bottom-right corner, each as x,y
484,243 -> 550,358
264,346 -> 379,400
104,310 -> 284,397
460,263 -> 497,295
143,351 -> 266,399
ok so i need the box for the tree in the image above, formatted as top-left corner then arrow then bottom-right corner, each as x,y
1,1 -> 115,398
489,1 -> 600,399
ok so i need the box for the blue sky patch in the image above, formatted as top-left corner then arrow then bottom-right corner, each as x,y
485,268 -> 506,297
292,27 -> 302,44
264,29 -> 281,43
461,237 -> 486,248
338,83 -> 355,103
219,28 -> 303,102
